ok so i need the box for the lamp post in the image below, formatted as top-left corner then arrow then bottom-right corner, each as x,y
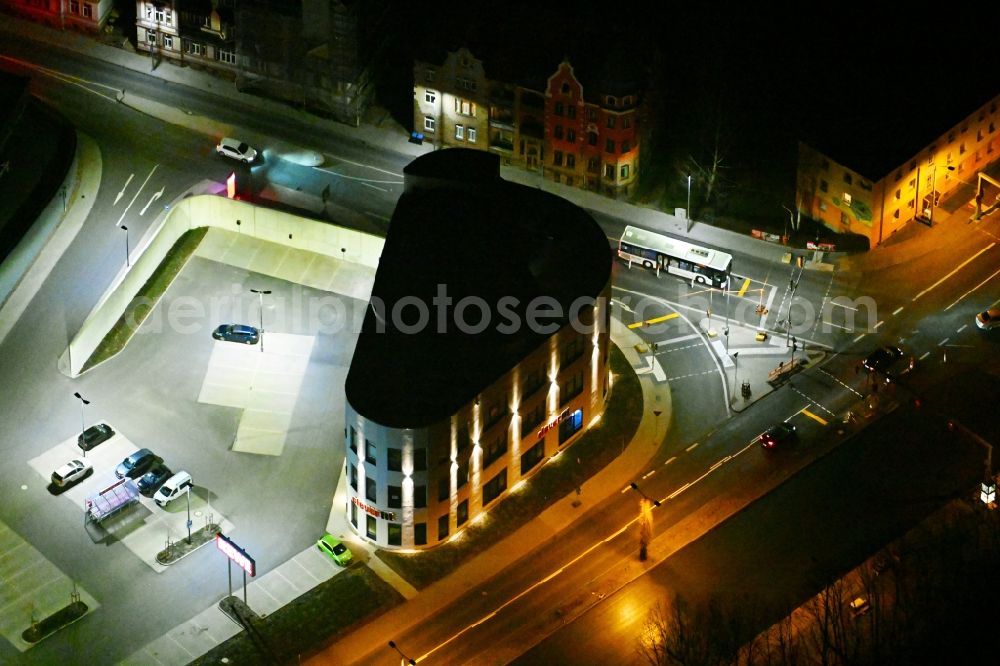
732,351 -> 739,404
929,164 -> 956,225
250,288 -> 271,353
388,640 -> 416,665
73,392 -> 89,457
629,482 -> 660,561
121,225 -> 129,267
686,174 -> 693,232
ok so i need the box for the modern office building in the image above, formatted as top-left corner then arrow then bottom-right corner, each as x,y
797,93 -> 1000,248
344,148 -> 613,549
414,47 -> 642,198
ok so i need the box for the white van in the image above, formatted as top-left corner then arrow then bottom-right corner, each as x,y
155,471 -> 193,507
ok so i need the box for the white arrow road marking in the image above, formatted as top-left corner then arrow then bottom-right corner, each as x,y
140,187 -> 164,215
117,165 -> 158,227
114,173 -> 134,206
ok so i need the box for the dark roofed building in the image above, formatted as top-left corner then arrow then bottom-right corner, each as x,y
344,148 -> 612,549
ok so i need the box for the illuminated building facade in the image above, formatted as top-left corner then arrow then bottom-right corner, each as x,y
797,93 -> 1000,248
1,0 -> 113,31
414,48 -> 641,198
344,148 -> 612,549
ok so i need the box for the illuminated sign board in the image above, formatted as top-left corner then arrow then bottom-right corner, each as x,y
351,496 -> 395,521
537,408 -> 570,440
226,172 -> 236,199
216,533 -> 256,577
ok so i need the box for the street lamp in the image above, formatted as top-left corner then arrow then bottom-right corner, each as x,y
685,174 -> 693,232
73,392 -> 90,457
928,164 -> 956,225
388,640 -> 416,665
250,288 -> 271,353
185,485 -> 193,544
121,225 -> 130,267
629,482 -> 661,507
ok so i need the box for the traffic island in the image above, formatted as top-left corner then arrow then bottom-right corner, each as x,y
21,600 -> 88,644
156,523 -> 221,565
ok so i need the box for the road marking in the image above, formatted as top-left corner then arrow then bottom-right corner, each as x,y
873,320 -> 884,330
709,456 -> 731,471
620,485 -> 631,494
823,320 -> 853,331
938,338 -> 949,346
612,299 -> 634,313
957,324 -> 968,333
801,408 -> 828,425
668,482 -> 692,499
853,334 -> 865,343
654,333 -> 700,346
737,277 -> 750,297
817,368 -> 863,397
628,312 -> 679,329
827,301 -> 858,311
642,470 -> 656,479
913,242 -> 996,301
685,442 -> 699,452
360,181 -> 388,192
664,456 -> 677,466
944,264 -> 1000,311
114,173 -> 134,206
892,307 -> 904,316
117,164 -> 158,227
920,351 -> 931,360
790,387 -> 836,416
140,186 -> 164,215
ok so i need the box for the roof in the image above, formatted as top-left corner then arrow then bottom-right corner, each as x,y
346,149 -> 612,429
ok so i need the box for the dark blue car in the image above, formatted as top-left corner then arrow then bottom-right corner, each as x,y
213,324 -> 260,345
137,464 -> 172,496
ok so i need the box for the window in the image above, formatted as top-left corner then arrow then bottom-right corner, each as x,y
483,435 -> 507,468
163,35 -> 173,50
350,501 -> 357,527
893,209 -> 900,219
185,41 -> 203,56
567,106 -> 576,119
414,523 -> 427,546
554,125 -> 563,140
366,440 -> 376,464
559,409 -> 583,443
414,448 -> 427,471
843,173 -> 853,185
960,142 -> 967,155
623,116 -> 631,129
218,50 -> 236,65
567,129 -> 576,143
588,132 -> 598,146
521,440 -> 544,474
468,127 -> 477,142
605,164 -> 615,179
145,4 -> 152,19
819,201 -> 828,212
554,102 -> 564,116
147,30 -> 156,44
606,116 -> 616,129
819,179 -> 828,193
388,523 -> 401,546
457,459 -> 469,489
366,477 -> 377,502
425,90 -> 436,104
424,116 -> 436,132
483,469 -> 507,505
485,399 -> 505,428
388,448 -> 401,472
414,485 -> 427,508
426,69 -> 436,82
69,1 -> 79,13
457,499 -> 469,527
605,139 -> 615,153
349,426 -> 357,453
621,164 -> 630,179
843,192 -> 852,205
895,189 -> 901,200
438,513 -> 449,540
388,485 -> 402,508
840,212 -> 850,225
455,124 -> 464,140
561,83 -> 570,94
561,371 -> 584,405
621,141 -> 630,153
553,151 -> 563,167
350,464 -> 358,491
455,99 -> 476,116
860,180 -> 872,191
566,154 -> 576,168
521,402 -> 545,437
457,427 -> 470,454
457,78 -> 476,91
366,514 -> 376,540
155,7 -> 165,22
562,335 -> 586,366
438,476 -> 450,502
523,367 -> 544,398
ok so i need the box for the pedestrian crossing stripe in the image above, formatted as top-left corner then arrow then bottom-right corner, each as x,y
627,312 -> 679,329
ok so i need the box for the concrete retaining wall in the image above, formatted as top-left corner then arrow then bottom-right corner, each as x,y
67,194 -> 384,376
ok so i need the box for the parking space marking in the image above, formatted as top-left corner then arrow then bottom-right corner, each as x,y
800,408 -> 829,425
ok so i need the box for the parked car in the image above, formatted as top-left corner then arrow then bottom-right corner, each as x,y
115,448 -> 157,479
862,345 -> 912,382
155,471 -> 193,507
137,464 -> 172,496
759,422 -> 797,450
316,534 -> 353,566
77,423 -> 115,451
216,137 -> 258,163
213,324 -> 260,345
51,458 -> 94,487
976,308 -> 1000,331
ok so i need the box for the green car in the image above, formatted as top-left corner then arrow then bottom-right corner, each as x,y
317,534 -> 353,566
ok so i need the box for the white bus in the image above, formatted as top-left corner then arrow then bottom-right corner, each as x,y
618,225 -> 733,288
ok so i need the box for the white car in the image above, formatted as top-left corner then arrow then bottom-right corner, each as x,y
976,308 -> 1000,331
155,470 -> 193,507
216,137 -> 258,163
51,458 -> 94,487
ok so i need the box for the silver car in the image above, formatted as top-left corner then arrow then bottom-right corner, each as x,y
216,137 -> 258,163
51,458 -> 94,487
976,308 -> 1000,331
